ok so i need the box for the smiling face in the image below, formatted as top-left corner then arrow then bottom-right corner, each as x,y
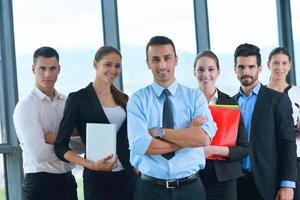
268,53 -> 291,81
93,53 -> 122,85
146,44 -> 178,87
194,56 -> 220,90
32,56 -> 60,93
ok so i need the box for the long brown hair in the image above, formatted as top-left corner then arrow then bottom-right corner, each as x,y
94,45 -> 128,107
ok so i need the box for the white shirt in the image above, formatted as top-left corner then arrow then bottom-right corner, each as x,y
208,89 -> 218,105
13,86 -> 74,174
103,106 -> 126,172
287,86 -> 300,157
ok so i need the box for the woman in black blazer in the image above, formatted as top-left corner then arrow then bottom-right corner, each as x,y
54,46 -> 135,200
193,50 -> 250,200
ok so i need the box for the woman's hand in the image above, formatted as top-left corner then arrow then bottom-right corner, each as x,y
203,145 -> 229,158
203,146 -> 215,158
88,154 -> 118,171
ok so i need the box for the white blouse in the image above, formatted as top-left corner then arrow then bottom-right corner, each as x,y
103,106 -> 126,171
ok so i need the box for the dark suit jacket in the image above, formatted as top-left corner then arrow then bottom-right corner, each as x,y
234,85 -> 297,199
54,83 -> 133,173
200,89 -> 250,186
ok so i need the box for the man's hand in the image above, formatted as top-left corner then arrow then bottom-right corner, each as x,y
88,154 -> 118,171
44,132 -> 56,144
189,116 -> 206,128
149,128 -> 157,137
275,187 -> 294,200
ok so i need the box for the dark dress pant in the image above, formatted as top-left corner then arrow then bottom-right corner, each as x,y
204,179 -> 237,200
237,173 -> 264,200
134,176 -> 206,200
83,169 -> 136,200
22,171 -> 77,200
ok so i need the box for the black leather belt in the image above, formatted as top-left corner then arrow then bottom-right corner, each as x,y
140,173 -> 198,189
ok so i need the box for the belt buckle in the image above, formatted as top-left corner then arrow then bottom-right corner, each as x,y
166,180 -> 178,189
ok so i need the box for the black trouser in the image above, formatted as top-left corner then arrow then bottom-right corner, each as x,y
295,158 -> 300,200
204,179 -> 237,200
134,176 -> 206,200
22,171 -> 77,200
237,173 -> 264,200
83,169 -> 136,200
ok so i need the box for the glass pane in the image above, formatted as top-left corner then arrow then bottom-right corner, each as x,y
0,99 -> 2,143
12,0 -> 103,98
0,155 -> 6,199
207,0 -> 279,95
0,130 -> 1,144
291,0 -> 300,85
118,0 -> 197,95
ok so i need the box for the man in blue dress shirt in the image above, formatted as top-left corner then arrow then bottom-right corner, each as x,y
234,43 -> 296,200
127,36 -> 217,200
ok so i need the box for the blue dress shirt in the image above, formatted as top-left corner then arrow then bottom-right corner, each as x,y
238,82 -> 295,188
127,80 -> 217,180
238,82 -> 261,172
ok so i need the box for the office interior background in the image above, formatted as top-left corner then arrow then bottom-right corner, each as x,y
0,0 -> 299,199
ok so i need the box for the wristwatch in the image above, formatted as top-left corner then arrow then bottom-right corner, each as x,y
156,128 -> 165,139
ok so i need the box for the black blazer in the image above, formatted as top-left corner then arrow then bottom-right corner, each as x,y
54,83 -> 133,172
234,85 -> 297,199
199,89 -> 250,186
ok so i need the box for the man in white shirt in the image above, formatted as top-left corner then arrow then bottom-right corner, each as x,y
13,47 -> 78,200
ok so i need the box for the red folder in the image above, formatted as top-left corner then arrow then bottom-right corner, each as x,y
207,105 -> 240,160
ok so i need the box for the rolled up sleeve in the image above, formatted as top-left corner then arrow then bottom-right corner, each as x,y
127,94 -> 153,155
194,90 -> 217,139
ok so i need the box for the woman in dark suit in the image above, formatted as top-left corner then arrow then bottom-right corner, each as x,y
54,46 -> 135,200
193,50 -> 250,200
267,47 -> 300,200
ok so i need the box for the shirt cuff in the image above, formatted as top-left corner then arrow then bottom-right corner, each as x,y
201,125 -> 215,139
280,180 -> 296,188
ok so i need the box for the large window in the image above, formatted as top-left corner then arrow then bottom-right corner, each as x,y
12,1 -> 103,199
291,0 -> 300,85
13,0 -> 103,98
118,0 -> 197,95
207,0 -> 279,95
0,155 -> 5,199
0,100 -> 2,144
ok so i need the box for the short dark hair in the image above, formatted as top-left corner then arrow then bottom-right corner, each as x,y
268,47 -> 291,63
146,36 -> 176,60
193,50 -> 220,71
94,45 -> 122,62
33,46 -> 59,64
234,43 -> 261,67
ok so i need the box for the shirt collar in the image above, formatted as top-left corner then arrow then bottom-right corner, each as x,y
239,82 -> 261,97
151,80 -> 178,98
209,89 -> 218,105
32,85 -> 65,101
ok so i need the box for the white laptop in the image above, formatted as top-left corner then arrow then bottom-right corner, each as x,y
86,123 -> 116,162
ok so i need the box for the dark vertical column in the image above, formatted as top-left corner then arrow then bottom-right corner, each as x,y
276,0 -> 296,84
194,0 -> 210,53
101,0 -> 123,90
0,0 -> 23,199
